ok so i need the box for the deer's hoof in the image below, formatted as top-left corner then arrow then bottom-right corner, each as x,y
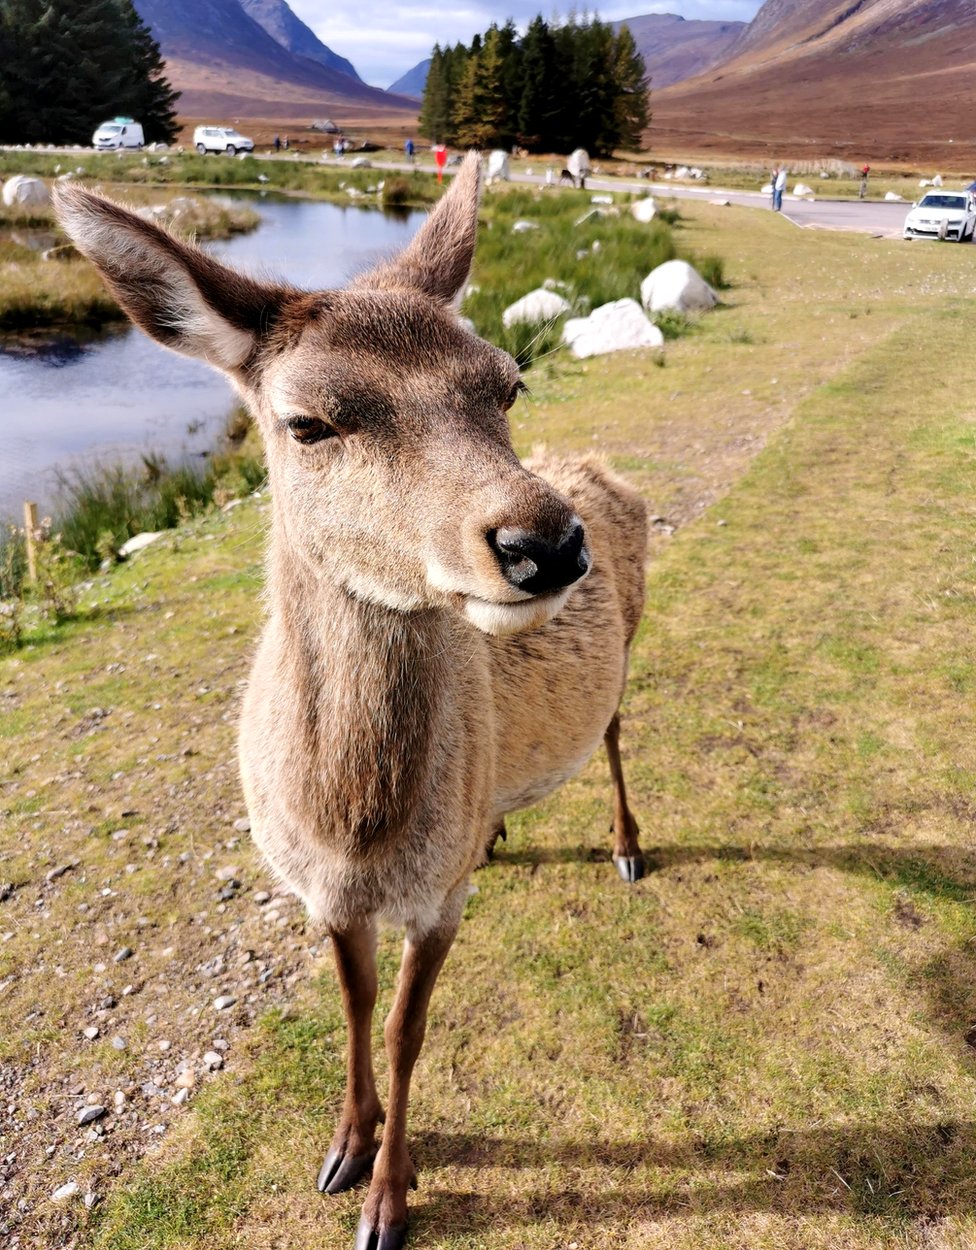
317,1145 -> 375,1194
354,1211 -> 409,1250
613,854 -> 645,884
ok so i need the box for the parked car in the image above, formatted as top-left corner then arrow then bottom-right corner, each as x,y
193,125 -> 254,156
903,191 -> 976,242
92,118 -> 144,150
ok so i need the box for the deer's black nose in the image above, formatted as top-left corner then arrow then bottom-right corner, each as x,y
487,522 -> 589,595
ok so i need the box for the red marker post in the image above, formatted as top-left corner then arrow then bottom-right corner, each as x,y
433,144 -> 447,184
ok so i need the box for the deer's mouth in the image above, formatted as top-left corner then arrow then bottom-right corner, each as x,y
461,587 -> 574,637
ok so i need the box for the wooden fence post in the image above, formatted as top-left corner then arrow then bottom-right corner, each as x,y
23,501 -> 38,585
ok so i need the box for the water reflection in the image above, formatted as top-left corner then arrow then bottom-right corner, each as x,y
0,195 -> 427,515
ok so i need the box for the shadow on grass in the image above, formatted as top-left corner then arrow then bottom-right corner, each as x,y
493,839 -> 976,902
411,1119 -> 976,1224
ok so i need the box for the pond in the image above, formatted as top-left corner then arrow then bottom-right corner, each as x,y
0,194 -> 428,518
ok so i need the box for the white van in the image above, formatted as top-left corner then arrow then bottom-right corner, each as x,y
193,126 -> 254,156
92,118 -> 144,150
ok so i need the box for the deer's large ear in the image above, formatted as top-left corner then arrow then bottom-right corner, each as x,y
55,185 -> 288,372
362,150 -> 481,305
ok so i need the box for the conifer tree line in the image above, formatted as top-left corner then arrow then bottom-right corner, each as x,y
418,15 -> 649,156
0,0 -> 180,146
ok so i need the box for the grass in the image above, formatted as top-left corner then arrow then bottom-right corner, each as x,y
5,200 -> 976,1249
0,188 -> 260,330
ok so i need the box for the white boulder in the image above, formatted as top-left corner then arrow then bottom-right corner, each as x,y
932,174 -> 943,187
640,259 -> 717,315
350,157 -> 371,168
792,183 -> 814,198
119,531 -> 165,558
631,197 -> 656,223
567,148 -> 590,180
590,194 -> 613,205
486,150 -> 509,183
2,175 -> 50,208
502,288 -> 572,328
511,219 -> 538,233
761,182 -> 774,195
884,191 -> 904,201
562,299 -> 663,359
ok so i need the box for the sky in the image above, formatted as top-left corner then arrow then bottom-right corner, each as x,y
287,1 -> 764,89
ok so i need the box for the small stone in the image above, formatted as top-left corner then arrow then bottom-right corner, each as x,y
213,995 -> 236,1011
114,946 -> 133,963
232,817 -> 251,833
52,1181 -> 80,1202
157,1039 -> 171,1051
84,1191 -> 99,1210
82,1026 -> 99,1041
171,1087 -> 190,1106
253,892 -> 271,905
110,1035 -> 126,1050
202,1051 -> 223,1070
100,995 -> 116,1009
113,1091 -> 126,1108
174,1070 -> 196,1090
77,1105 -> 106,1126
214,866 -> 239,882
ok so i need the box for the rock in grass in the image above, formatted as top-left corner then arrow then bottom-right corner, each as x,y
118,531 -> 164,559
203,1050 -> 224,1070
213,995 -> 237,1010
562,299 -> 664,359
82,1026 -> 99,1041
640,259 -> 718,315
3,175 -> 50,207
501,288 -> 571,329
77,1105 -> 106,1126
52,1181 -> 80,1202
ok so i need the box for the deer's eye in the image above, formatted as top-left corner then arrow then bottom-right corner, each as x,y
287,416 -> 337,445
502,380 -> 527,411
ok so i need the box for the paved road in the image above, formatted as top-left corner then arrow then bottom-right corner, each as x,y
359,157 -> 914,238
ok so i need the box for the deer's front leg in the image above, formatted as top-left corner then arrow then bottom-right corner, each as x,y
605,712 -> 645,883
317,919 -> 384,1194
354,904 -> 461,1250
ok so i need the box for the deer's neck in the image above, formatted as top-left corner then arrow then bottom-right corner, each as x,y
266,538 -> 454,848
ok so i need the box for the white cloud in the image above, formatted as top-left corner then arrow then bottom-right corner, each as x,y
287,0 -> 762,88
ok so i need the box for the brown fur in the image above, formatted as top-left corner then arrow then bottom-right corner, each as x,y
55,155 -> 648,1248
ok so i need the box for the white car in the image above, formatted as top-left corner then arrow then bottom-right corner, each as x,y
93,118 -> 144,150
903,191 -> 976,242
193,125 -> 254,156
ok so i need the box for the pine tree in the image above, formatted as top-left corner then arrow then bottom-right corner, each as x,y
118,1 -> 180,144
418,44 -> 448,142
517,17 -> 559,152
452,25 -> 508,149
0,0 -> 179,145
610,25 -> 650,152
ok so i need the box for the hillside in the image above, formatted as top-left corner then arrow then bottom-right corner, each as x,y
238,0 -> 360,80
388,58 -> 430,99
612,13 -> 745,89
132,0 -> 417,121
649,0 -> 976,165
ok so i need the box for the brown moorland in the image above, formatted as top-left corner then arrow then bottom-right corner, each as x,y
647,0 -> 976,168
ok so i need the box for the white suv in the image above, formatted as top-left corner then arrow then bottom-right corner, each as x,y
193,126 -> 254,156
903,191 -> 976,242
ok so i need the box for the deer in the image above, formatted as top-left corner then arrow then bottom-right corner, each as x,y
56,153 -> 647,1250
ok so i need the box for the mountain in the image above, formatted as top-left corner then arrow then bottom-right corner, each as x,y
388,59 -> 430,99
238,0 -> 360,81
133,0 -> 417,119
385,14 -> 743,104
648,0 -> 976,164
611,14 -> 745,90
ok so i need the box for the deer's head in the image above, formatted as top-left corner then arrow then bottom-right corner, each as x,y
55,155 -> 589,636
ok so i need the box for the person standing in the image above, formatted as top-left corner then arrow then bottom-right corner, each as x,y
404,137 -> 415,163
859,163 -> 870,199
773,166 -> 787,212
